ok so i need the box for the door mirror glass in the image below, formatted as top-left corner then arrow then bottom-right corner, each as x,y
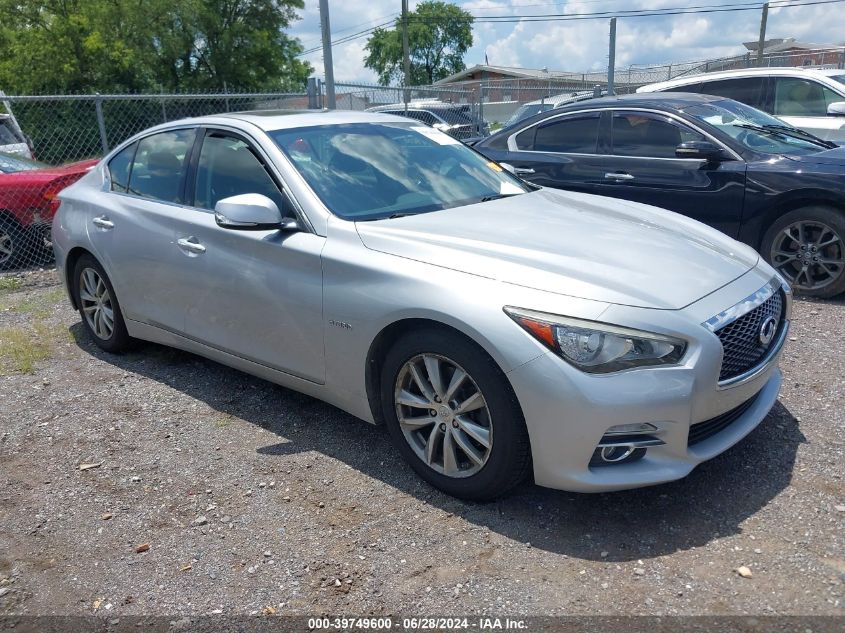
827,101 -> 845,116
214,193 -> 287,231
675,140 -> 728,161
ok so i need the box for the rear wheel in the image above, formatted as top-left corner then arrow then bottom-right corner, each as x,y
72,254 -> 133,352
0,216 -> 25,270
380,328 -> 531,501
762,206 -> 845,298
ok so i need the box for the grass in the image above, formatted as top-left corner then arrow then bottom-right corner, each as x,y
0,288 -> 65,317
0,322 -> 54,374
0,277 -> 23,293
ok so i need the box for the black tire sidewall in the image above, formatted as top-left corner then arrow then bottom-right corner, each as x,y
762,206 -> 845,298
380,328 -> 530,501
72,254 -> 132,352
0,217 -> 25,270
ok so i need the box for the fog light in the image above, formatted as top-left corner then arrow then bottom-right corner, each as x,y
604,422 -> 658,436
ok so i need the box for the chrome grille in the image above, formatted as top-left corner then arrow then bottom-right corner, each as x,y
715,290 -> 784,382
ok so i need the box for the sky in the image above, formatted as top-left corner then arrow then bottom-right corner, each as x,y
288,0 -> 845,84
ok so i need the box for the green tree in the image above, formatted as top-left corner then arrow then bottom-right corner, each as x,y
0,0 -> 312,94
364,0 -> 473,86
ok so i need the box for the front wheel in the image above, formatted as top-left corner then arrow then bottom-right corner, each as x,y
761,206 -> 845,298
380,328 -> 531,501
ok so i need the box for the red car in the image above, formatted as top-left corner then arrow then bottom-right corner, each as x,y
0,153 -> 99,269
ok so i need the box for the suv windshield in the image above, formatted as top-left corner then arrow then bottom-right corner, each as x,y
830,74 -> 845,88
507,103 -> 554,126
682,99 -> 827,155
271,122 -> 529,221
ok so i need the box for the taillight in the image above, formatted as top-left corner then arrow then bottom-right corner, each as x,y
41,175 -> 80,217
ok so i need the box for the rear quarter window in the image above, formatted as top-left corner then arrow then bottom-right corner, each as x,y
108,142 -> 137,193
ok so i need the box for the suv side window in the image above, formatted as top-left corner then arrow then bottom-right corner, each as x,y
611,111 -> 705,159
194,131 -> 286,213
697,77 -> 765,109
127,129 -> 196,203
108,142 -> 137,193
528,113 -> 601,153
772,77 -> 842,116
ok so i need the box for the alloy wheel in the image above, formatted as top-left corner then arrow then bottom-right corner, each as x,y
79,267 -> 115,340
770,220 -> 843,291
394,353 -> 493,478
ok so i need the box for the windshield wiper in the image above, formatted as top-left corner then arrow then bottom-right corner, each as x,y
758,124 -> 837,149
480,193 -> 521,202
735,123 -> 836,149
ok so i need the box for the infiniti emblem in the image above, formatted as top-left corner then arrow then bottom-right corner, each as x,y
759,316 -> 777,346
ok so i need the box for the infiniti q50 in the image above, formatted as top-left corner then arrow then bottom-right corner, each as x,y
53,111 -> 791,500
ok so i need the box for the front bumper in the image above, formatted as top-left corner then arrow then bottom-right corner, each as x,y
506,269 -> 788,493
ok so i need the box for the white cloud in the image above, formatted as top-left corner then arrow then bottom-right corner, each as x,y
289,0 -> 845,83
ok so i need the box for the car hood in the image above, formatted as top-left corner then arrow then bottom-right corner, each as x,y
355,189 -> 758,309
784,145 -> 845,166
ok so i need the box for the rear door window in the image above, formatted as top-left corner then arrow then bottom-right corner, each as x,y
697,77 -> 765,109
127,129 -> 196,203
529,113 -> 601,153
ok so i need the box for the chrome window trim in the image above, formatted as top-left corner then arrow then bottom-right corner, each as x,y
506,107 -> 743,162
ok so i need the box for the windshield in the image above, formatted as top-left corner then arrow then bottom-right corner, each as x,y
681,99 -> 826,155
507,103 -> 554,126
0,152 -> 43,173
830,74 -> 845,88
270,122 -> 529,221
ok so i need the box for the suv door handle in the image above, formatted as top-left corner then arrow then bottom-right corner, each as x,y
92,215 -> 114,230
177,237 -> 206,255
604,172 -> 634,181
514,167 -> 535,175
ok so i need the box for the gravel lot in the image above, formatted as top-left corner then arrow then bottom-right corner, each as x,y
0,269 -> 843,617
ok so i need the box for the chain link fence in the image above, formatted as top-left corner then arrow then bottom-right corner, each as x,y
0,91 -> 307,273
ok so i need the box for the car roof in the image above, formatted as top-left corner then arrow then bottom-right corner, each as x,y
639,66 -> 845,92
551,91 -> 723,112
367,102 -> 466,111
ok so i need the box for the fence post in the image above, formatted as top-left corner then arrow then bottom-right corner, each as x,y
477,85 -> 485,135
95,94 -> 109,154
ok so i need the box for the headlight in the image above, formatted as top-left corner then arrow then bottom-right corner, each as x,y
504,307 -> 687,374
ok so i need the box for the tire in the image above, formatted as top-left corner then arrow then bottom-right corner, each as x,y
761,206 -> 845,299
72,254 -> 133,353
380,328 -> 531,501
0,216 -> 26,270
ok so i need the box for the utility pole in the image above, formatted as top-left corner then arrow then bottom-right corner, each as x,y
756,2 -> 769,67
402,0 -> 411,112
607,17 -> 616,96
319,0 -> 336,109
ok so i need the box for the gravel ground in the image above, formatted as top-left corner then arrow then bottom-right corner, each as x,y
0,269 -> 843,617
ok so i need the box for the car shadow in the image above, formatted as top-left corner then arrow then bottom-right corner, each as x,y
70,323 -> 805,562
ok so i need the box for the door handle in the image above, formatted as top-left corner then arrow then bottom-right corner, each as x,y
177,237 -> 206,255
604,172 -> 635,181
92,215 -> 114,230
514,167 -> 536,175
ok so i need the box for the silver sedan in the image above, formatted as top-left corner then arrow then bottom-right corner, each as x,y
53,111 -> 791,500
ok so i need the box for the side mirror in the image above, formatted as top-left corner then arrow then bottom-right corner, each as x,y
826,101 -> 845,116
675,140 -> 729,162
214,193 -> 293,231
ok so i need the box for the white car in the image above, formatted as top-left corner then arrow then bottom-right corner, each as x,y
638,67 -> 845,142
0,113 -> 33,159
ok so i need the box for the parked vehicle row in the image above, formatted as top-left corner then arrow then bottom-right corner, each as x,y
475,92 -> 845,298
54,110 -> 790,500
367,101 -> 489,140
0,153 -> 97,269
